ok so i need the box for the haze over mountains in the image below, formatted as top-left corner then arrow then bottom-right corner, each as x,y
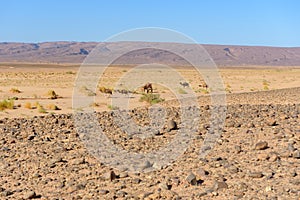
0,41 -> 300,66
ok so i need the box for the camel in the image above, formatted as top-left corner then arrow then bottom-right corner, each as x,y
143,83 -> 153,93
179,82 -> 189,88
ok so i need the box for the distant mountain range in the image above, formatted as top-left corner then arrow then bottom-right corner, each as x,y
0,41 -> 300,66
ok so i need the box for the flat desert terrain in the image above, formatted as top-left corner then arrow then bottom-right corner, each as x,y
0,63 -> 300,118
0,63 -> 299,199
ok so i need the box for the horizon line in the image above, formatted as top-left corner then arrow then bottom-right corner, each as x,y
0,41 -> 299,48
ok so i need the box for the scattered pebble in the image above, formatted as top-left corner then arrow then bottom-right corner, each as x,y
186,172 -> 197,185
292,150 -> 300,159
213,181 -> 228,191
265,186 -> 272,192
98,190 -> 109,195
248,172 -> 264,178
102,171 -> 117,181
167,120 -> 177,131
255,141 -> 269,150
24,191 -> 37,199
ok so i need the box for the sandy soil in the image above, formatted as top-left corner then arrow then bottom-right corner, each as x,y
0,63 -> 300,119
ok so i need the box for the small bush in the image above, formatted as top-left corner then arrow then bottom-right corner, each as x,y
24,102 -> 32,109
81,86 -> 96,96
99,86 -> 112,95
262,80 -> 270,90
47,90 -> 58,99
10,88 -> 21,93
33,101 -> 40,108
139,93 -> 164,105
196,88 -> 209,94
46,104 -> 60,110
0,99 -> 14,111
107,104 -> 119,110
35,102 -> 47,113
224,84 -> 231,93
262,79 -> 269,86
6,100 -> 15,109
65,71 -> 76,75
8,97 -> 18,100
178,88 -> 187,94
38,105 -> 47,113
90,102 -> 100,107
201,88 -> 209,94
263,85 -> 269,90
225,87 -> 232,93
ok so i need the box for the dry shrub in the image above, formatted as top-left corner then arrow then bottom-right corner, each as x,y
47,90 -> 58,99
10,88 -> 21,93
139,93 -> 164,105
178,88 -> 187,94
35,102 -> 47,113
46,104 -> 60,110
90,102 -> 100,107
24,102 -> 32,109
107,104 -> 119,110
0,99 -> 14,111
81,86 -> 96,96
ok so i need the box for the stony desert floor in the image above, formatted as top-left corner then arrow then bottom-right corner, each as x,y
0,63 -> 299,199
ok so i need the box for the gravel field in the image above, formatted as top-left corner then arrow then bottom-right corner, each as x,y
0,87 -> 299,199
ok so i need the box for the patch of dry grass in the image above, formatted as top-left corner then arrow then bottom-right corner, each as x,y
139,93 -> 164,105
35,102 -> 47,113
47,90 -> 58,99
107,104 -> 119,110
90,102 -> 100,107
46,104 -> 60,110
0,99 -> 14,111
24,102 -> 32,109
178,88 -> 187,94
196,88 -> 209,94
81,86 -> 96,96
10,88 -> 21,93
262,79 -> 270,90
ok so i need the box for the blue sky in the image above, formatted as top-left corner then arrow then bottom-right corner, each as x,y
1,0 -> 299,46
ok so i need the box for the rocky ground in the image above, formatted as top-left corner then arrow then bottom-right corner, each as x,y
0,88 -> 299,199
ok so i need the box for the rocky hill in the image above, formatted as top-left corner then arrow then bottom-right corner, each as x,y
0,42 -> 300,66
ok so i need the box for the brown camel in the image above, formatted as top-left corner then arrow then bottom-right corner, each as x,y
143,83 -> 153,93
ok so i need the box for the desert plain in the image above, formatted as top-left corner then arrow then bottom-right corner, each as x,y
0,62 -> 299,199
